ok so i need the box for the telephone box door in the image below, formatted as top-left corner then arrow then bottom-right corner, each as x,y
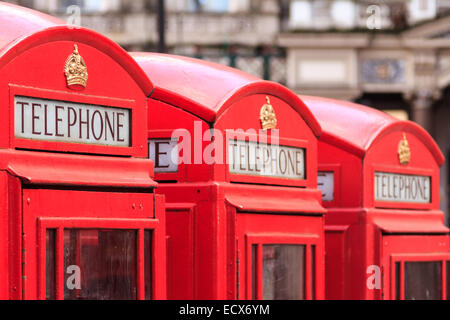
22,187 -> 160,300
236,212 -> 323,300
381,235 -> 450,300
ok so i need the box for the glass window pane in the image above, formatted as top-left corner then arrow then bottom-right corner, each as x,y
144,230 -> 152,300
252,245 -> 257,300
63,229 -> 137,300
395,262 -> 401,300
404,261 -> 442,300
262,245 -> 305,300
46,229 -> 56,300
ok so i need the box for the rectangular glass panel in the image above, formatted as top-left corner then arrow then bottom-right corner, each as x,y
63,229 -> 137,300
144,230 -> 152,300
46,229 -> 56,300
262,244 -> 305,300
395,262 -> 401,300
252,245 -> 257,300
404,261 -> 442,300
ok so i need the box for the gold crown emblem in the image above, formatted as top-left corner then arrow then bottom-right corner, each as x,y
260,96 -> 277,130
398,133 -> 411,165
64,44 -> 88,89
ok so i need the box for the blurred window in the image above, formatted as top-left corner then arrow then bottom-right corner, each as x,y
331,0 -> 356,29
261,244 -> 306,300
188,0 -> 229,12
59,0 -> 119,13
289,0 -> 312,28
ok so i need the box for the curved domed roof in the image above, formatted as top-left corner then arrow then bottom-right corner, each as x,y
132,52 -> 321,136
301,95 -> 444,165
0,2 -> 153,95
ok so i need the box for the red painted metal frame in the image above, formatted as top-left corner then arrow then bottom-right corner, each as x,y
224,183 -> 324,215
9,85 -> 136,156
164,203 -> 196,300
37,217 -> 161,300
0,148 -> 156,188
0,172 -> 8,299
245,233 -> 321,300
323,224 -> 349,300
368,209 -> 449,234
6,174 -> 22,300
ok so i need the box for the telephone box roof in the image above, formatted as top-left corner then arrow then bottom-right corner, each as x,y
132,52 -> 321,136
0,2 -> 153,95
301,95 -> 444,165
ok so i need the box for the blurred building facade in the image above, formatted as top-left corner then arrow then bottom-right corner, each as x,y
6,0 -> 450,223
277,0 -> 450,224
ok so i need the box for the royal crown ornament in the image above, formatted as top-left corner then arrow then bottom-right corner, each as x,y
398,133 -> 411,165
64,44 -> 88,90
260,96 -> 277,130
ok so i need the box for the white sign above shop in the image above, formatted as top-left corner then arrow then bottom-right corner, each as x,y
14,96 -> 130,147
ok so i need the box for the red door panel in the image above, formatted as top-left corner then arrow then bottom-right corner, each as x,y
382,235 -> 450,300
22,187 -> 161,300
165,205 -> 195,299
235,212 -> 324,300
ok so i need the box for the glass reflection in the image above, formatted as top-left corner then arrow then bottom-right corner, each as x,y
63,229 -> 137,300
262,245 -> 305,300
404,261 -> 442,300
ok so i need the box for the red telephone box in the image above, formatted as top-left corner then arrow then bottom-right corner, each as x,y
0,3 -> 165,300
132,53 -> 326,300
301,95 -> 450,300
